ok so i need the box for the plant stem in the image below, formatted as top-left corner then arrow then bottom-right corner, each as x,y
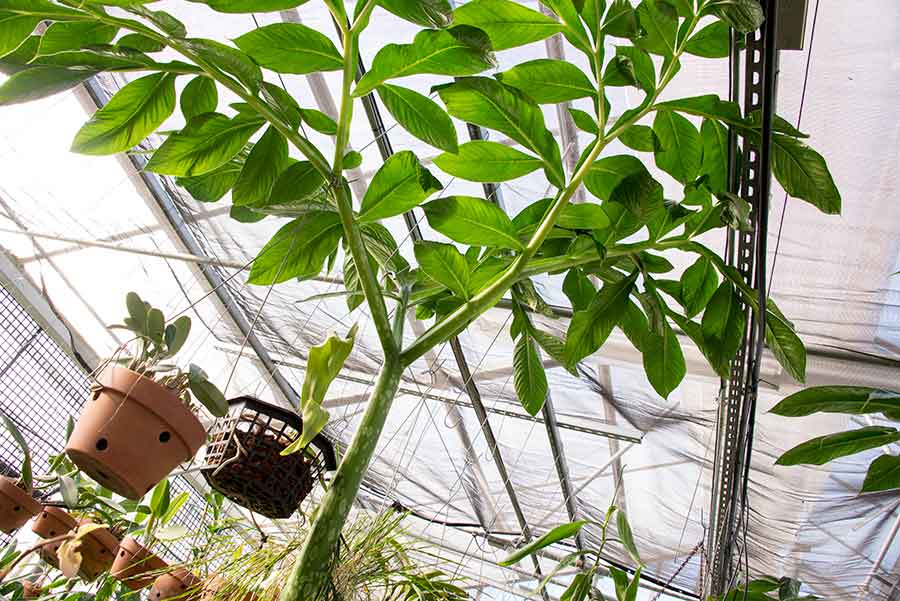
277,354 -> 403,601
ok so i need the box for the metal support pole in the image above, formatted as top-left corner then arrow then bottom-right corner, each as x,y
541,391 -> 586,551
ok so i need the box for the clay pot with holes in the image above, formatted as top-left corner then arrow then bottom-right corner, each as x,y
73,519 -> 120,581
0,476 -> 41,533
65,366 -> 206,499
32,506 -> 77,568
150,568 -> 202,601
111,536 -> 168,590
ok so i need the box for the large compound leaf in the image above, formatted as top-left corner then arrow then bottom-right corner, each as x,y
776,427 -> 900,466
451,0 -> 564,50
248,211 -> 342,284
146,113 -> 264,176
424,196 -> 523,250
355,26 -> 494,96
72,72 -> 176,156
435,76 -> 564,187
434,141 -> 542,182
359,150 -> 442,222
234,23 -> 342,74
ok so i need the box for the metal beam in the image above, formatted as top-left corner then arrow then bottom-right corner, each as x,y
541,391 -> 586,551
597,366 -> 627,513
79,78 -> 301,409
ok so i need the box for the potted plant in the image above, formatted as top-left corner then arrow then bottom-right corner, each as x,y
111,478 -> 191,590
66,292 -> 228,500
0,414 -> 41,533
0,1 -> 843,598
201,396 -> 337,519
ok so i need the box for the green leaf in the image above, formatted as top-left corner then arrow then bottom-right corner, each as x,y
642,319 -> 685,398
71,72 -> 176,156
496,58 -> 595,104
654,94 -> 744,126
146,113 -> 264,176
343,150 -> 362,170
603,0 -> 641,39
160,492 -> 189,525
776,427 -> 900,466
268,161 -> 327,206
164,315 -> 191,357
187,364 -> 228,417
561,573 -> 591,601
579,0 -> 605,41
1,412 -> 31,491
154,525 -> 188,541
149,479 -> 170,519
617,510 -> 642,566
604,46 -> 655,93
117,33 -> 165,53
360,150 -> 442,222
414,241 -> 470,299
59,475 -> 78,509
0,65 -> 94,106
624,567 -> 642,601
720,191 -> 752,231
635,0 -> 677,56
499,520 -> 587,566
232,127 -> 290,207
377,84 -> 458,153
0,0 -> 86,20
128,6 -> 186,38
766,300 -> 806,383
37,21 -> 117,57
513,333 -> 548,416
424,196 -> 523,250
609,170 -> 664,221
234,23 -> 342,75
680,257 -> 718,317
378,0 -> 453,28
619,125 -> 661,153
568,107 -> 598,135
771,134 -> 841,215
435,141 -> 542,183
180,76 -> 217,121
685,21 -> 730,58
770,386 -> 900,417
584,154 -> 646,200
701,281 -> 733,341
248,211 -> 342,284
565,271 -> 637,364
186,38 -> 261,91
177,157 -> 242,202
355,26 -> 494,97
435,77 -> 564,187
862,454 -> 900,493
298,108 -> 336,135
282,325 -> 357,455
451,0 -> 564,51
0,13 -> 39,58
703,0 -> 765,34
563,269 -> 595,311
557,203 -> 610,230
700,118 -> 728,193
653,109 -> 702,184
186,0 -> 309,13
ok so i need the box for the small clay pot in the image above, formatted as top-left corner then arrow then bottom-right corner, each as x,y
74,519 -> 120,581
0,476 -> 41,533
66,366 -> 206,499
150,569 -> 202,601
111,536 -> 168,590
32,506 -> 76,569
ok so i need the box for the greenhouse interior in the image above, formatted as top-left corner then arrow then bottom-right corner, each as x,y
0,0 -> 897,600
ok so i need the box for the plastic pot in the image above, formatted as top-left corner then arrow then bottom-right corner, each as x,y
149,569 -> 202,601
74,519 -> 120,581
0,476 -> 41,533
111,536 -> 168,590
32,506 -> 76,568
66,366 -> 206,499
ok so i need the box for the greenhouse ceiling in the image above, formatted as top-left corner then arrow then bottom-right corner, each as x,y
0,0 -> 898,600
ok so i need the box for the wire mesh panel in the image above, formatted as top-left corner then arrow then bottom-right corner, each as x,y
0,284 -> 207,561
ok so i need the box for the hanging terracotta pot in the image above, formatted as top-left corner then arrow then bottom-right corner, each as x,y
0,476 -> 41,533
32,506 -> 76,568
111,536 -> 168,590
74,520 -> 120,581
66,366 -> 206,499
149,569 -> 202,601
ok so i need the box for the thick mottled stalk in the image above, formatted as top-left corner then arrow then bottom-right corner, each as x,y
278,352 -> 403,600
